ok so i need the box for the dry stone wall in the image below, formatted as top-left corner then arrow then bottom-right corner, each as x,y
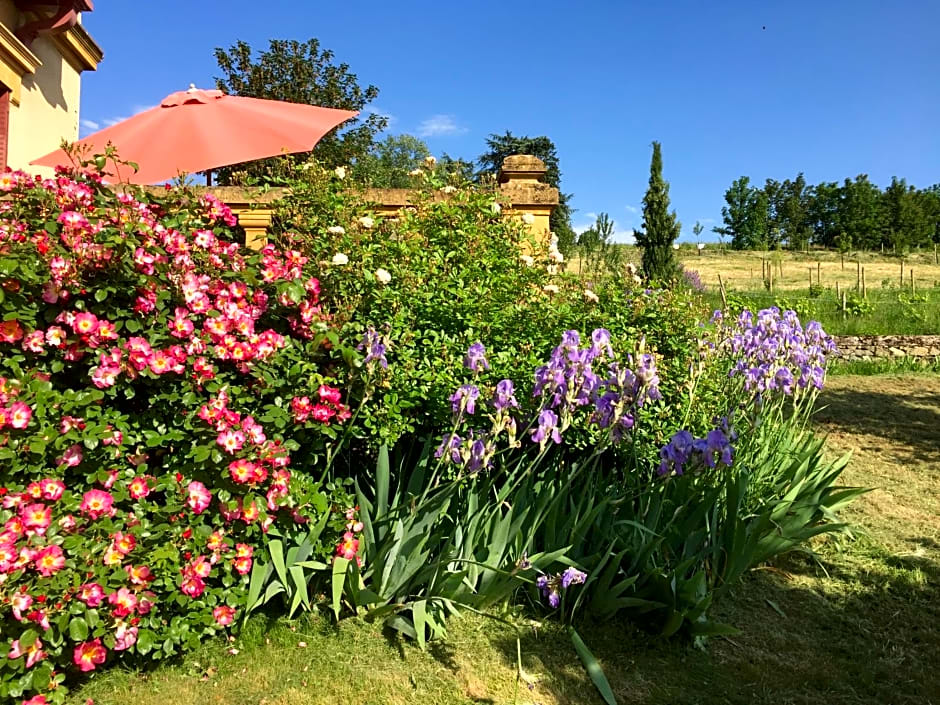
833,335 -> 940,361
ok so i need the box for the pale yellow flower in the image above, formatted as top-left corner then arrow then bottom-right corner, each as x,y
331,253 -> 349,266
358,216 -> 375,229
334,166 -> 347,180
583,289 -> 599,303
375,268 -> 392,284
327,225 -> 345,235
542,284 -> 559,294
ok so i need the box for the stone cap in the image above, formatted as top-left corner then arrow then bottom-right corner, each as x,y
497,155 -> 547,184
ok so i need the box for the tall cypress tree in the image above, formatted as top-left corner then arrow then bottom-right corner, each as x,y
635,141 -> 681,281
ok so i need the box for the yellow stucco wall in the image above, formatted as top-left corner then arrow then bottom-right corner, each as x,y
7,34 -> 81,175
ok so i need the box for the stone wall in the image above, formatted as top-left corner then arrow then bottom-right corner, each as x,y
833,335 -> 940,361
204,154 -> 558,249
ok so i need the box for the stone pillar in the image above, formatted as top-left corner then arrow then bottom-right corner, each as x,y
201,186 -> 281,250
497,155 -> 558,248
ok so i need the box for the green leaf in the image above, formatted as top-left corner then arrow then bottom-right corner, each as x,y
269,539 -> 288,589
331,557 -> 349,620
413,599 -> 428,650
69,617 -> 89,641
570,627 -> 617,705
245,560 -> 268,616
136,629 -> 155,655
94,288 -> 109,302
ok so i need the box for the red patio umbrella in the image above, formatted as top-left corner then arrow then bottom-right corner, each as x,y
31,85 -> 358,184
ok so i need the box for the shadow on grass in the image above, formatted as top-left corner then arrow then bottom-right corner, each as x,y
462,531 -> 940,705
814,384 -> 940,465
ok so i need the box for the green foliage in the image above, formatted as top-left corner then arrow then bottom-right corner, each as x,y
350,134 -> 430,188
272,161 -> 702,446
635,142 -> 680,282
311,325 -> 864,656
716,170 -> 940,252
714,176 -> 769,250
213,38 -> 386,181
577,212 -> 624,278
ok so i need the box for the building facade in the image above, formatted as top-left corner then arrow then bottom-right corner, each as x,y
0,0 -> 101,173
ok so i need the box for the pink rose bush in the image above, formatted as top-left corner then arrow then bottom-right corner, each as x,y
0,164 -> 362,703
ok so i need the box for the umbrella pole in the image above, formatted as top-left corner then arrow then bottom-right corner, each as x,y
206,170 -> 212,187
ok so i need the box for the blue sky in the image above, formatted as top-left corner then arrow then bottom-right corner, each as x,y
78,1 -> 939,242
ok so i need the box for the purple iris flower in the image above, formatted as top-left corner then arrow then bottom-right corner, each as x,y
561,567 -> 587,588
358,327 -> 388,369
449,384 -> 480,415
492,379 -> 519,411
531,409 -> 562,447
464,342 -> 489,372
434,433 -> 463,464
658,429 -> 695,475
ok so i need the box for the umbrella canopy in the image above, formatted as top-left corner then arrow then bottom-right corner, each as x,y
31,86 -> 358,184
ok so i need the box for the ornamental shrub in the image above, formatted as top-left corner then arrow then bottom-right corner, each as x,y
272,160 -> 706,449
0,164 -> 363,704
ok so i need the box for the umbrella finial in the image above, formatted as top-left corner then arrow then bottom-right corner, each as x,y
187,83 -> 197,92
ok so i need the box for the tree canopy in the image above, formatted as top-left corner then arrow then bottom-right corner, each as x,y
715,171 -> 940,251
213,38 -> 387,182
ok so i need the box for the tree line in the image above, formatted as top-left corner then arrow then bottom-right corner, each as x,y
714,173 -> 940,252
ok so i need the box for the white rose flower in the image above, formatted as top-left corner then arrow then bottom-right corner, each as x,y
331,253 -> 349,266
334,166 -> 346,180
626,263 -> 638,275
542,284 -> 560,294
375,268 -> 392,284
408,168 -> 423,177
520,254 -> 535,267
521,213 -> 535,225
583,289 -> 599,303
440,185 -> 457,194
327,225 -> 345,235
490,202 -> 502,214
633,274 -> 643,285
358,216 -> 375,229
424,155 -> 437,167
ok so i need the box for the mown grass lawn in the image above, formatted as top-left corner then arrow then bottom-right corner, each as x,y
69,374 -> 940,705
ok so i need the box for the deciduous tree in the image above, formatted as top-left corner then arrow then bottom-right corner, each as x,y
213,38 -> 387,182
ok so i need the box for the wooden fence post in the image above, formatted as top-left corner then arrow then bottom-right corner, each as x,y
856,261 -> 861,291
717,274 -> 728,309
861,266 -> 866,298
